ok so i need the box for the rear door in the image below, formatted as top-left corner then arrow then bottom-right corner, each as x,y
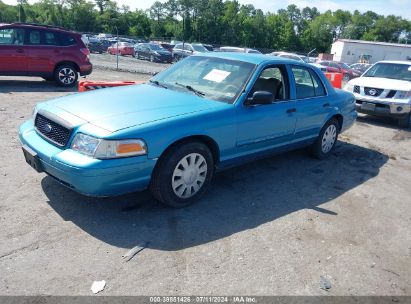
24,29 -> 57,74
0,27 -> 27,73
290,65 -> 331,141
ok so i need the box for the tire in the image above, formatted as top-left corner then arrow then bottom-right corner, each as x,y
150,141 -> 214,208
310,118 -> 339,159
150,55 -> 155,62
54,64 -> 78,87
398,113 -> 411,128
343,74 -> 350,82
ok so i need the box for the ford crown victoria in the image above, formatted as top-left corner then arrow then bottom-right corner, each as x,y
19,53 -> 357,207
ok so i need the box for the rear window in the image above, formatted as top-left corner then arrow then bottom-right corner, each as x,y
57,33 -> 77,46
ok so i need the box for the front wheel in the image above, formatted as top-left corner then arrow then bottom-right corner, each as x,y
54,64 -> 78,87
150,55 -> 155,62
150,141 -> 214,208
310,118 -> 339,159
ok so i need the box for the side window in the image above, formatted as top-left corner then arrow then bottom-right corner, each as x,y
251,66 -> 288,102
292,66 -> 326,99
28,30 -> 41,45
183,44 -> 192,51
44,31 -> 58,45
310,70 -> 326,96
57,33 -> 76,46
0,28 -> 25,45
291,66 -> 315,99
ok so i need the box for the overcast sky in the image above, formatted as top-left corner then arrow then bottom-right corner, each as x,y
3,0 -> 411,19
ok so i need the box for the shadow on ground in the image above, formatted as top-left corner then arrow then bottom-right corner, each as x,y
357,113 -> 410,131
42,141 -> 388,251
0,78 -> 77,93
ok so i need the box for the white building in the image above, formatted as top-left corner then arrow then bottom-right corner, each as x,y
331,39 -> 411,64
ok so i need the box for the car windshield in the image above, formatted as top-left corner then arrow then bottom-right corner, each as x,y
192,44 -> 208,52
363,63 -> 411,81
149,44 -> 163,51
151,56 -> 256,103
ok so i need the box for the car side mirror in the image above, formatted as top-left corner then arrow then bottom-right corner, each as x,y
246,91 -> 273,106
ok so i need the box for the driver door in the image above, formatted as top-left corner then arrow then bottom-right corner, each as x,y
236,65 -> 298,153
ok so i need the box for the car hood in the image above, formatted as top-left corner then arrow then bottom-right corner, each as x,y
349,77 -> 411,91
49,84 -> 225,132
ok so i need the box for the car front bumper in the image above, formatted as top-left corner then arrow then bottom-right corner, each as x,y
352,93 -> 411,119
19,120 -> 156,197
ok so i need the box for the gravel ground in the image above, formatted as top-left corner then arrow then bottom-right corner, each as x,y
0,68 -> 410,296
90,53 -> 170,75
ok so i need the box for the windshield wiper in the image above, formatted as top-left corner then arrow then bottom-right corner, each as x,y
149,80 -> 168,89
174,82 -> 205,97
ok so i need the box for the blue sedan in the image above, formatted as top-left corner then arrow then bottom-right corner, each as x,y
19,53 -> 357,207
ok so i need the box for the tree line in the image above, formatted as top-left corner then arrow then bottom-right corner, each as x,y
0,0 -> 410,53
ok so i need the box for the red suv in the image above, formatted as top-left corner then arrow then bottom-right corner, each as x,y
0,23 -> 92,87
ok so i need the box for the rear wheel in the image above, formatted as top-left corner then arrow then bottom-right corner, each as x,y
398,113 -> 411,128
149,141 -> 214,208
54,64 -> 78,87
310,118 -> 339,159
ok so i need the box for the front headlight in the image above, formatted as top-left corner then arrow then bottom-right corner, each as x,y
71,133 -> 147,159
344,84 -> 354,92
395,91 -> 411,100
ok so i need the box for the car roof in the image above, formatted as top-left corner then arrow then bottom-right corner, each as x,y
3,23 -> 76,34
195,52 -> 299,65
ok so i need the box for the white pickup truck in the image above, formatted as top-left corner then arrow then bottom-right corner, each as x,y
343,61 -> 411,128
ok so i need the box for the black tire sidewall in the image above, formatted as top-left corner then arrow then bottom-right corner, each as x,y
150,142 -> 214,208
54,64 -> 78,87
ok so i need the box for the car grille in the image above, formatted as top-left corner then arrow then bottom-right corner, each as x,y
354,85 -> 360,93
386,90 -> 397,98
35,114 -> 72,147
364,87 -> 384,97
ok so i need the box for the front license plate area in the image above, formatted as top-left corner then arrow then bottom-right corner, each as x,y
361,102 -> 376,111
22,145 -> 43,173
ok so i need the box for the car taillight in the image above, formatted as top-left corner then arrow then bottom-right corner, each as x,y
80,48 -> 90,60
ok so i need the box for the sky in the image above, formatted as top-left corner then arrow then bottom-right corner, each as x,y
3,0 -> 411,19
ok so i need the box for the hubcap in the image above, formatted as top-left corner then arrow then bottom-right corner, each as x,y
58,68 -> 76,84
321,124 -> 337,153
172,153 -> 207,199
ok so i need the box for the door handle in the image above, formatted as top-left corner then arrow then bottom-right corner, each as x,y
323,103 -> 330,108
16,48 -> 24,53
286,108 -> 297,113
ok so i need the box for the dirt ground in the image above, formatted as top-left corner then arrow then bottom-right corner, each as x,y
0,68 -> 410,296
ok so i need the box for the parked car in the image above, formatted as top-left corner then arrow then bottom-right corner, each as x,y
107,42 -> 135,56
134,43 -> 172,63
219,46 -> 261,54
19,53 -> 356,207
172,43 -> 209,61
269,52 -> 310,63
269,52 -> 325,71
159,42 -> 174,53
344,60 -> 411,127
0,23 -> 92,87
349,63 -> 372,74
99,39 -> 113,52
87,38 -> 104,54
318,61 -> 362,81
